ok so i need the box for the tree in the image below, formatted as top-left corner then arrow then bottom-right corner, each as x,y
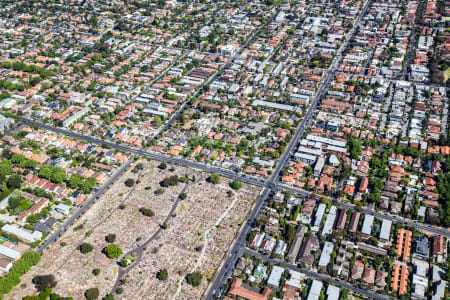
0,160 -> 12,176
32,274 -> 57,291
284,224 -> 296,244
51,167 -> 67,183
208,174 -> 220,184
79,243 -> 93,254
153,116 -> 163,127
7,174 -> 22,189
186,272 -> 203,287
230,180 -> 242,190
104,244 -> 122,259
85,288 -> 99,300
69,174 -> 83,188
92,268 -> 100,276
105,234 -> 116,243
347,137 -> 362,160
39,165 -> 53,180
81,177 -> 96,194
0,251 -> 40,296
157,269 -> 168,281
124,178 -> 135,187
102,294 -> 114,300
158,162 -> 167,169
339,289 -> 349,300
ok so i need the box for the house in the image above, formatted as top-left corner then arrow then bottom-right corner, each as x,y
432,235 -> 444,261
1,224 -> 42,243
55,203 -> 71,215
0,244 -> 21,261
267,266 -> 284,288
361,214 -> 374,236
376,270 -> 388,288
318,242 -> 334,267
298,237 -> 319,265
311,203 -> 326,232
351,260 -> 364,280
348,211 -> 360,233
414,236 -> 430,258
228,277 -> 271,300
287,225 -> 307,262
326,285 -> 340,300
314,156 -> 325,176
391,264 -> 409,295
307,280 -> 323,300
396,228 -> 412,262
379,219 -> 392,241
363,267 -> 376,285
322,206 -> 337,237
335,208 -> 347,230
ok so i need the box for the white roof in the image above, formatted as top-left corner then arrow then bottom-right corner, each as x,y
307,280 -> 323,300
361,214 -> 374,235
2,224 -> 42,243
321,206 -> 337,236
318,241 -> 334,267
312,203 -> 326,231
379,219 -> 392,240
326,285 -> 340,300
306,134 -> 346,147
55,203 -> 71,214
285,270 -> 304,289
0,244 -> 21,260
267,266 -> 284,287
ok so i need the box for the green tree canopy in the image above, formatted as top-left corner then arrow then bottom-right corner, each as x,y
104,244 -> 122,259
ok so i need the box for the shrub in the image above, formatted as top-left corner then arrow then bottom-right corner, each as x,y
139,207 -> 154,217
161,175 -> 179,187
186,272 -> 203,287
105,234 -> 116,243
124,178 -> 135,187
78,243 -> 93,254
102,294 -> 114,300
85,288 -> 99,300
158,162 -> 167,169
32,274 -> 57,291
157,269 -> 168,281
92,268 -> 100,276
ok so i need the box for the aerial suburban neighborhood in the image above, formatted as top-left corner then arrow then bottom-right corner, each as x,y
0,0 -> 448,300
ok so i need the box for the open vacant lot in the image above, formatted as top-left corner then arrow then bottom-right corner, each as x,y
6,159 -> 260,299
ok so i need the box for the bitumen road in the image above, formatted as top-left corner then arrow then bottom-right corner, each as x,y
206,0 -> 373,298
19,0 -> 450,295
37,159 -> 133,253
242,248 -> 393,300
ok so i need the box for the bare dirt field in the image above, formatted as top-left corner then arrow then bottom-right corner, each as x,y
6,159 -> 260,299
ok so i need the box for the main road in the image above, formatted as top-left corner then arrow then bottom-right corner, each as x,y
206,0 -> 374,297
19,0 -> 450,296
22,116 -> 450,244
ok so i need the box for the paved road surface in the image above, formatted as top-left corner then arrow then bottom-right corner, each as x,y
37,159 -> 133,253
243,248 -> 393,300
